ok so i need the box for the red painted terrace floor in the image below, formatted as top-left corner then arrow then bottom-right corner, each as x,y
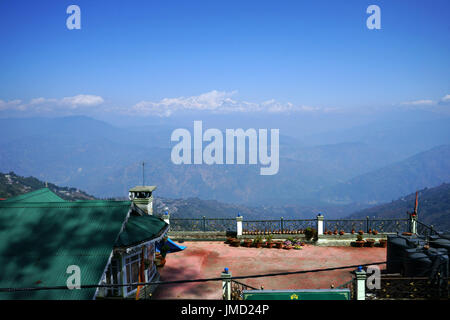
152,241 -> 387,299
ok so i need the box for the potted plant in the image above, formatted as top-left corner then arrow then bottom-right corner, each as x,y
351,228 -> 355,234
327,230 -> 333,235
358,230 -> 364,235
293,240 -> 303,250
304,227 -> 317,241
225,237 -> 235,244
283,240 -> 293,250
266,234 -> 274,248
231,239 -> 241,247
243,238 -> 252,247
368,228 -> 372,235
365,239 -> 376,247
355,234 -> 365,247
378,239 -> 387,248
333,229 -> 338,235
372,230 -> 379,235
339,230 -> 345,236
254,235 -> 263,248
156,243 -> 170,267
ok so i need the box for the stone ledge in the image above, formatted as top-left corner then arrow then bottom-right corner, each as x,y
168,231 -> 392,245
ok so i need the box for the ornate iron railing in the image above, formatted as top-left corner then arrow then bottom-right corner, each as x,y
167,216 -> 412,234
243,219 -> 280,234
324,219 -> 365,233
416,221 -> 438,237
335,278 -> 355,300
230,280 -> 259,300
365,276 -> 449,300
324,218 -> 410,234
283,219 -> 316,233
169,217 -> 236,232
243,218 -> 316,234
369,219 -> 410,233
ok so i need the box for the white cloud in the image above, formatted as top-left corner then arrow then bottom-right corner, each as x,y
400,99 -> 435,106
60,94 -> 104,107
0,95 -> 104,113
399,94 -> 450,109
130,90 -> 325,117
441,94 -> 450,103
0,99 -> 22,111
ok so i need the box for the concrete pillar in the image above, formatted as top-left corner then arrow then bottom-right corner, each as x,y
221,268 -> 232,300
162,213 -> 170,225
355,267 -> 367,300
236,214 -> 243,236
317,213 -> 324,235
410,213 -> 417,234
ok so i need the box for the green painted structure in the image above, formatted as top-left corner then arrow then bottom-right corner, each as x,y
115,215 -> 168,248
242,289 -> 351,300
0,188 -> 169,300
3,188 -> 64,202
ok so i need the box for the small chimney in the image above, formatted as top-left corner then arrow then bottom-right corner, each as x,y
129,186 -> 157,215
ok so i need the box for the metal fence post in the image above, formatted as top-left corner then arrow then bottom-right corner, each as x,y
202,216 -> 206,232
221,268 -> 232,300
366,216 -> 370,233
280,217 -> 284,233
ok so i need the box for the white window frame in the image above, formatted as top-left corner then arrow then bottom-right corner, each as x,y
122,252 -> 141,296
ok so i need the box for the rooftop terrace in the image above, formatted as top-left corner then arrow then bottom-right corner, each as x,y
152,241 -> 386,299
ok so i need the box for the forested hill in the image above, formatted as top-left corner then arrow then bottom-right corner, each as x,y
0,171 -> 96,201
348,183 -> 450,231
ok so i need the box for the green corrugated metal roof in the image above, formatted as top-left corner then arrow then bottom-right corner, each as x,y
115,215 -> 168,248
0,200 -> 131,300
4,188 -> 65,203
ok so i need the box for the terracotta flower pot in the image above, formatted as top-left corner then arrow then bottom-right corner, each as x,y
243,240 -> 252,247
358,230 -> 364,235
231,240 -> 241,247
378,239 -> 387,248
365,239 -> 375,247
351,229 -> 355,234
339,231 -> 345,236
355,240 -> 365,247
372,230 -> 379,235
156,258 -> 166,267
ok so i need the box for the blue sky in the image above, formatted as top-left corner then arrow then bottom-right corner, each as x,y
0,0 -> 449,119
